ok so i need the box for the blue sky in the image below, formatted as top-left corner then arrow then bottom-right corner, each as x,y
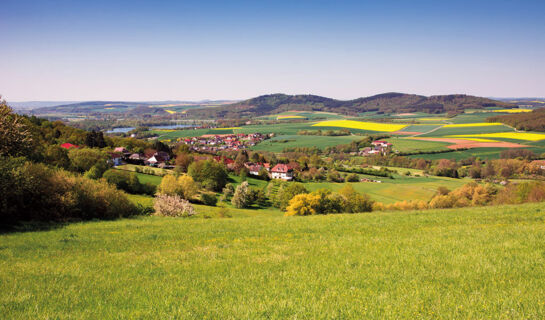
1,0 -> 544,101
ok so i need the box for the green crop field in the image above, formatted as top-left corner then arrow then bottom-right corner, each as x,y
397,124 -> 442,132
2,203 -> 545,318
386,137 -> 450,152
306,175 -> 466,204
134,172 -> 163,186
251,134 -> 362,152
448,112 -> 499,124
419,125 -> 514,137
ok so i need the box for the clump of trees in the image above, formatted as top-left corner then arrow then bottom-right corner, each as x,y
373,181 -> 545,212
156,174 -> 199,200
488,108 -> 545,132
102,169 -> 156,195
0,98 -> 33,157
188,160 -> 228,191
297,129 -> 351,136
231,181 -> 267,208
284,185 -> 373,216
0,158 -> 138,224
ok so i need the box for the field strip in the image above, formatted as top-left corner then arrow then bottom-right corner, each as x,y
410,125 -> 444,137
446,132 -> 545,141
410,137 -> 530,149
442,122 -> 504,128
492,109 -> 533,113
312,120 -> 407,132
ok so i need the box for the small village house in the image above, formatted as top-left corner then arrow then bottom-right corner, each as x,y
270,164 -> 294,180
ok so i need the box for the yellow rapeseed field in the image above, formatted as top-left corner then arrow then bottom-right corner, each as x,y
443,122 -> 504,128
312,120 -> 407,132
165,110 -> 176,114
447,132 -> 545,141
492,109 -> 533,113
277,115 -> 305,119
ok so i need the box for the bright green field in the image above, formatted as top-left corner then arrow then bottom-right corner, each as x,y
251,134 -> 362,152
306,175 -> 466,204
2,203 -> 545,318
419,125 -> 514,137
398,124 -> 442,132
386,137 -> 450,152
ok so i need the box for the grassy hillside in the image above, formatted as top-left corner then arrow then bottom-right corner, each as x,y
1,203 -> 544,318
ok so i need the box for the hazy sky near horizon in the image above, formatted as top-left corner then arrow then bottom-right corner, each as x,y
1,0 -> 544,101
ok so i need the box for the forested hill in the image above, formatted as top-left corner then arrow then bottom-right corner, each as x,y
187,93 -> 514,118
488,107 -> 545,132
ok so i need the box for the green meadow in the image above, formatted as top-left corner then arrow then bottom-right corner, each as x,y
251,134 -> 362,152
2,203 -> 545,319
386,137 -> 450,152
306,175 -> 466,204
419,125 -> 514,137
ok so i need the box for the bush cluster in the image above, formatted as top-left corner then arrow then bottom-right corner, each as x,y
103,169 -> 156,195
285,185 -> 373,216
153,194 -> 196,217
0,157 -> 138,224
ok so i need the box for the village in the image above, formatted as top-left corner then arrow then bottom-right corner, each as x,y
178,132 -> 269,153
59,137 -> 398,182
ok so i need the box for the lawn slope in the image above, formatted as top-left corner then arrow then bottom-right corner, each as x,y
1,204 -> 545,318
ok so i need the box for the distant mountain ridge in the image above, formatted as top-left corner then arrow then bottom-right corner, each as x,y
28,100 -> 238,114
187,92 -> 515,118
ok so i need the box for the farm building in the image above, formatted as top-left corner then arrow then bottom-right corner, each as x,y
271,164 -> 294,180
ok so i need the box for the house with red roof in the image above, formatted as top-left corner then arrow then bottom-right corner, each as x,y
271,164 -> 293,180
60,143 -> 79,149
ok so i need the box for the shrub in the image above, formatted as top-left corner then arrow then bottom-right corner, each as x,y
201,193 -> 218,206
68,148 -> 109,172
153,194 -> 196,217
177,175 -> 198,200
188,160 -> 228,191
285,193 -> 320,216
274,182 -> 308,210
232,181 -> 252,208
220,183 -> 235,202
157,174 -> 198,200
345,173 -> 359,182
338,184 -> 373,213
249,188 -> 268,207
0,157 -> 138,224
102,169 -> 154,195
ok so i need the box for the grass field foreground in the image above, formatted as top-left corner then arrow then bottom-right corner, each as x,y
1,203 -> 545,318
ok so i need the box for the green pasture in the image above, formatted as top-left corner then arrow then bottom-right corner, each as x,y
397,124 -> 442,133
2,203 -> 545,318
419,125 -> 514,137
251,135 -> 362,152
409,148 -> 509,161
386,137 -> 450,152
448,112 -> 499,124
116,164 -> 171,177
306,175 -> 466,204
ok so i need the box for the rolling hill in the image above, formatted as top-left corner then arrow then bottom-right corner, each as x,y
186,92 -> 515,119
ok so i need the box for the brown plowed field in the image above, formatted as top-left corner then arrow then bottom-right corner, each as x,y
410,137 -> 529,149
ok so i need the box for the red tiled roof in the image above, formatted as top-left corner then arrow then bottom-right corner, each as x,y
271,164 -> 292,173
60,143 -> 79,149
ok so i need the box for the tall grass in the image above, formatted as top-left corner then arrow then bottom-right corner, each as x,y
1,203 -> 544,318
